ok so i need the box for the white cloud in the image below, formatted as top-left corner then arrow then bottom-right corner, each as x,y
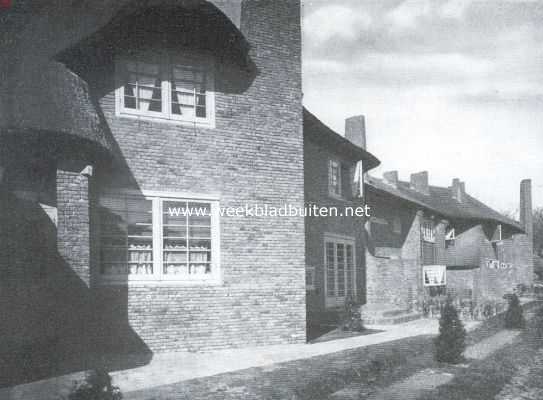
440,0 -> 473,19
303,5 -> 371,43
386,0 -> 433,29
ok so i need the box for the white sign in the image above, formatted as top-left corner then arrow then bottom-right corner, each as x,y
423,265 -> 446,286
485,259 -> 513,270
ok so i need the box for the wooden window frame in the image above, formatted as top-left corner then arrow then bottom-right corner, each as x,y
421,220 -> 436,243
324,233 -> 356,309
328,159 -> 343,199
98,190 -> 221,285
115,51 -> 215,128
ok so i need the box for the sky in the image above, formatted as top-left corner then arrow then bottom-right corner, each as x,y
301,0 -> 543,216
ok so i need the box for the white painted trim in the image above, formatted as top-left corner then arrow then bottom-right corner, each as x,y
100,188 -> 221,201
97,191 -> 222,286
328,159 -> 344,200
114,52 -> 216,128
323,233 -> 356,309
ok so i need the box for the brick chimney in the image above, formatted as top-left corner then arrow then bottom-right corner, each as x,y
383,170 -> 398,187
345,115 -> 366,149
520,179 -> 533,241
450,178 -> 466,202
410,171 -> 429,195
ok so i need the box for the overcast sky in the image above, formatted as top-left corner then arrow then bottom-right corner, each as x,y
301,0 -> 543,215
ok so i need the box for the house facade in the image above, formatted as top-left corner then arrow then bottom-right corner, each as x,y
303,110 -> 379,326
363,171 -> 533,319
1,0 -> 305,357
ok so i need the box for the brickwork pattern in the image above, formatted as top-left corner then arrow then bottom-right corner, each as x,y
88,0 -> 305,352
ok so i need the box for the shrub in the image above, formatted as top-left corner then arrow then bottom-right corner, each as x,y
504,293 -> 525,330
434,298 -> 466,364
534,306 -> 543,339
341,296 -> 364,332
68,369 -> 122,400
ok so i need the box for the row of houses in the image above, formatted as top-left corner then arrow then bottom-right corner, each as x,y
0,0 -> 533,362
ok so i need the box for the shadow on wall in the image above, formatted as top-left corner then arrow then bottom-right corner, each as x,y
0,188 -> 152,388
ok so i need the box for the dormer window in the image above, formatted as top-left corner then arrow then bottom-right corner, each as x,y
116,52 -> 215,126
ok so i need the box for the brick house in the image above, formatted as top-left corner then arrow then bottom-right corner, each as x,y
363,171 -> 533,322
303,109 -> 379,326
0,0 -> 305,371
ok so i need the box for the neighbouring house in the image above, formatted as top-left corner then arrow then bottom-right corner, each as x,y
363,171 -> 534,322
303,109 -> 380,328
0,0 -> 305,373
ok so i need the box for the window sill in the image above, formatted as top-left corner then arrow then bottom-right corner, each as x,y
96,277 -> 223,287
116,111 -> 216,129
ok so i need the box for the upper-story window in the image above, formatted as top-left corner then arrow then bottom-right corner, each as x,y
328,159 -> 342,198
421,220 -> 435,243
116,52 -> 215,126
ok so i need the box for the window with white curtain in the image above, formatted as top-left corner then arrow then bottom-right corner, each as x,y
98,191 -> 220,283
116,52 -> 215,126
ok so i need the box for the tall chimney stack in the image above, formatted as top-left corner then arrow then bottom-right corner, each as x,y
520,179 -> 533,241
383,170 -> 398,187
410,171 -> 429,195
345,115 -> 366,149
450,178 -> 466,202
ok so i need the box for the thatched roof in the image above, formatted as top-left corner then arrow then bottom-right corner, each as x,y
0,1 -> 116,161
0,0 -> 249,163
303,108 -> 381,171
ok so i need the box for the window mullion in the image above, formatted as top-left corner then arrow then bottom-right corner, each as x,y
162,62 -> 171,119
153,198 -> 163,279
186,201 -> 190,276
334,243 -> 339,299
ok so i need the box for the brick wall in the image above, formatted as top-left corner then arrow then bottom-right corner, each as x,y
57,164 -> 92,286
304,139 -> 366,315
447,223 -> 534,301
87,0 -> 305,352
364,191 -> 423,310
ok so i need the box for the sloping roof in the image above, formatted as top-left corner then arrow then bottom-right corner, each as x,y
0,1 -> 113,159
366,175 -> 524,232
303,108 -> 380,171
0,0 -> 251,162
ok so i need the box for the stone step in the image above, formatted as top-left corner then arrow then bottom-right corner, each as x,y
362,312 -> 422,325
381,308 -> 412,317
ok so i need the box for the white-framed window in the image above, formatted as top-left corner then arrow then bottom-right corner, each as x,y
421,220 -> 435,243
115,51 -> 215,126
445,227 -> 455,248
324,234 -> 356,308
328,159 -> 342,198
98,191 -> 220,284
352,160 -> 364,198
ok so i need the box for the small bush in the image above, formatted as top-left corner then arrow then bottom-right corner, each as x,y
534,306 -> 543,339
341,296 -> 364,332
68,369 -> 122,400
434,298 -> 466,364
504,293 -> 525,330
